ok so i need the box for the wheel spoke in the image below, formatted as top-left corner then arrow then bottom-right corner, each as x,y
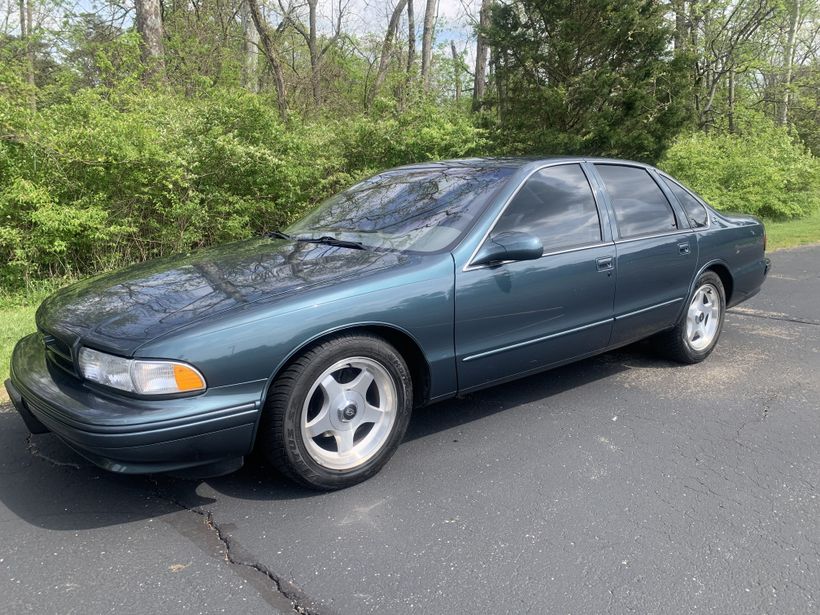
320,373 -> 344,402
334,429 -> 355,454
358,402 -> 384,426
347,369 -> 375,397
305,407 -> 334,438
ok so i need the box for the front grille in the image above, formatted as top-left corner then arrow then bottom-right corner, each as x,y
40,330 -> 78,377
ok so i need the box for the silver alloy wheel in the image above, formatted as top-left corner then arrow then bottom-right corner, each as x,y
686,283 -> 721,351
300,356 -> 397,470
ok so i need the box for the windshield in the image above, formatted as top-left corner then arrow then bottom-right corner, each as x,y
286,166 -> 515,253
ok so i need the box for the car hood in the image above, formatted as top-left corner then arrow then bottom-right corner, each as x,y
36,238 -> 410,355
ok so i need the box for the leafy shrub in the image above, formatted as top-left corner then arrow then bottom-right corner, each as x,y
659,114 -> 820,219
0,86 -> 484,290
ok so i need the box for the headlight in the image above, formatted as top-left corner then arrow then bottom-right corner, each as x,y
78,347 -> 206,395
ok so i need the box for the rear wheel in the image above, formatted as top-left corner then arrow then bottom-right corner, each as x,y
655,271 -> 726,364
260,333 -> 413,490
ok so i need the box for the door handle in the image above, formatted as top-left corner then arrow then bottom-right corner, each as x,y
678,241 -> 691,255
596,256 -> 614,272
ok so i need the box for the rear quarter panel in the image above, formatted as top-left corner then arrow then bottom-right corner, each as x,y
696,211 -> 768,307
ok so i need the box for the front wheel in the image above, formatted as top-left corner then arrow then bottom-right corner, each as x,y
655,271 -> 726,364
259,333 -> 413,490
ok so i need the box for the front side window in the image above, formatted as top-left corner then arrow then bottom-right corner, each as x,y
287,166 -> 514,253
595,165 -> 678,239
490,164 -> 602,251
660,175 -> 709,228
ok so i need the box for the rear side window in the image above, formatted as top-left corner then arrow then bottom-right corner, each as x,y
492,164 -> 601,251
660,175 -> 709,228
595,165 -> 677,238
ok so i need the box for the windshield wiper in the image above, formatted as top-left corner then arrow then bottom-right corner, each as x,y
295,236 -> 367,250
266,229 -> 293,240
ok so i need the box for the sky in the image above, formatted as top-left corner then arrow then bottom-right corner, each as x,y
1,0 -> 482,62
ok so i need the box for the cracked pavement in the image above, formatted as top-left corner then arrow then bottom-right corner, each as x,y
1,245 -> 818,614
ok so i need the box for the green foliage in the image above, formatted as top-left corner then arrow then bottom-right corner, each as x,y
482,0 -> 692,162
659,113 -> 820,219
338,102 -> 487,172
0,85 -> 485,290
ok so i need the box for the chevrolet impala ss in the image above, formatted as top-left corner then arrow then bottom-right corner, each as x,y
6,158 -> 770,489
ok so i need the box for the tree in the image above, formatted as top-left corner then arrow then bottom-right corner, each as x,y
279,0 -> 347,106
407,0 -> 416,75
780,0 -> 802,123
247,0 -> 289,121
484,0 -> 692,161
240,0 -> 260,92
19,0 -> 36,108
451,41 -> 462,103
689,0 -> 776,128
420,0 -> 436,90
135,0 -> 165,78
472,0 -> 491,111
368,0 -> 410,107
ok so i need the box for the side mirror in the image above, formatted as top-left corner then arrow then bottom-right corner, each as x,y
472,231 -> 543,267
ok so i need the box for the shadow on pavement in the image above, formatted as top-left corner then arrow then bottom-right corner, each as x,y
0,341 -> 673,531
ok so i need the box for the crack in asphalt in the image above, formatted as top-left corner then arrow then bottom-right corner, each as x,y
22,435 -> 319,614
146,478 -> 321,615
728,307 -> 820,326
25,434 -> 81,469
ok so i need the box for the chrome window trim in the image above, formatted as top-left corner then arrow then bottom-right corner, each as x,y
612,228 -> 692,245
463,161 -> 606,272
462,318 -> 614,362
656,172 -> 712,230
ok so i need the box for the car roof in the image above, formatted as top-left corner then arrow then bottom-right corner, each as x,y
393,156 -> 655,173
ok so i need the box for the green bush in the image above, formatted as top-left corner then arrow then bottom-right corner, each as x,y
659,114 -> 820,219
0,87 -> 484,290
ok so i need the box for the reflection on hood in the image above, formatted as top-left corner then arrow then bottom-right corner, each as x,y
36,238 -> 408,352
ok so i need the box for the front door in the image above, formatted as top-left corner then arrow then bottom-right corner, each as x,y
455,163 -> 617,392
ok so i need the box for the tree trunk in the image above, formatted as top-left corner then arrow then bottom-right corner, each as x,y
135,0 -> 166,79
472,0 -> 490,112
727,70 -> 735,133
307,0 -> 320,105
367,0 -> 409,107
19,0 -> 35,110
407,0 -> 416,75
247,0 -> 289,122
451,41 -> 461,103
673,0 -> 687,52
240,0 -> 260,92
420,0 -> 437,91
779,0 -> 801,125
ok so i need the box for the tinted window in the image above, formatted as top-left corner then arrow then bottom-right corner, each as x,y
595,165 -> 677,238
660,175 -> 709,228
491,164 -> 601,251
288,166 -> 514,253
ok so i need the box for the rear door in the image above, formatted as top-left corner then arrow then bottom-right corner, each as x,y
455,163 -> 616,391
591,163 -> 697,346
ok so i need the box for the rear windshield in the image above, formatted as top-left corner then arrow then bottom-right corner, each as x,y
287,167 -> 515,253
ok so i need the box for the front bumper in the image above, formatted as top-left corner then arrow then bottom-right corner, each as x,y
7,333 -> 264,474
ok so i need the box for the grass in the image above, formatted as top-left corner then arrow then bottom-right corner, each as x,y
1,212 -> 818,405
765,208 -> 820,251
0,287 -> 57,403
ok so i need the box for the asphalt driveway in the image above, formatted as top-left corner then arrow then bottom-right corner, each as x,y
2,245 -> 818,614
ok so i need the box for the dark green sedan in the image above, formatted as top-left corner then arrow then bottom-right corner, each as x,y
6,158 -> 770,489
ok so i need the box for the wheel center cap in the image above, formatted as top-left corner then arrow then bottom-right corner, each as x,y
698,313 -> 705,323
340,404 -> 358,421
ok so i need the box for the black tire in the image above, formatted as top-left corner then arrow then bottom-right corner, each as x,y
259,332 -> 413,490
655,271 -> 726,364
